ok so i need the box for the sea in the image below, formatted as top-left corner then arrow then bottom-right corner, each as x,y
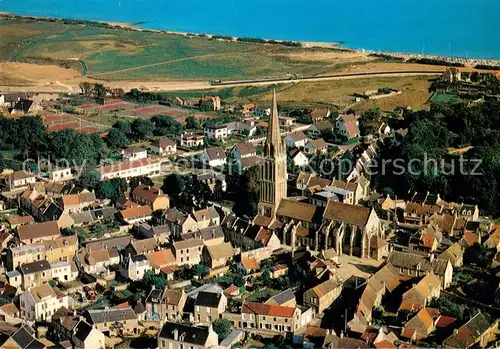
1,0 -> 499,60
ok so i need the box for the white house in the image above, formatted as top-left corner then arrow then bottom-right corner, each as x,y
49,167 -> 73,182
20,284 -> 69,322
288,149 -> 309,168
178,132 -> 205,147
200,147 -> 227,168
285,131 -> 308,148
124,254 -> 150,281
204,124 -> 228,141
226,121 -> 257,137
50,261 -> 78,283
95,158 -> 161,181
304,139 -> 329,154
122,146 -> 148,161
335,114 -> 360,140
230,143 -> 257,160
150,138 -> 177,156
5,171 -> 36,188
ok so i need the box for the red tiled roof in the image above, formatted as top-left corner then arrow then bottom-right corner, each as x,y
374,340 -> 396,349
436,315 -> 456,328
242,301 -> 295,318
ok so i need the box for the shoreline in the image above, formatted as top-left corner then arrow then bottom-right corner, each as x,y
1,12 -> 499,67
0,12 -> 342,50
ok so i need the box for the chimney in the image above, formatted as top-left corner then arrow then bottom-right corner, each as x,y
173,328 -> 179,341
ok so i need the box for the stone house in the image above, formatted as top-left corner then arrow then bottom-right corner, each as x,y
387,251 -> 453,289
20,284 -> 69,321
17,220 -> 61,244
119,205 -> 153,224
203,242 -> 235,269
131,184 -> 170,211
84,308 -> 139,336
146,287 -> 186,321
161,208 -> 199,237
303,276 -> 343,314
442,312 -> 498,348
20,260 -> 52,289
173,238 -> 204,266
239,301 -> 302,333
401,308 -> 436,341
399,272 -> 442,311
158,322 -> 218,349
194,291 -> 227,324
437,242 -> 464,267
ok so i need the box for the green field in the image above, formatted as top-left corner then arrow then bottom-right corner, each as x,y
0,16 -> 356,81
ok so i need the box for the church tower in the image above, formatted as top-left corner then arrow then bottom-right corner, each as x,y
258,90 -> 287,218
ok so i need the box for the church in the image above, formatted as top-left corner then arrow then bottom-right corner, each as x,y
253,91 -> 385,260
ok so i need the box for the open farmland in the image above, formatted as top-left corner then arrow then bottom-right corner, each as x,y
0,16 -> 381,82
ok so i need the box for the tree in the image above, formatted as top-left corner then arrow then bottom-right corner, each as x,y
186,116 -> 201,130
106,128 -> 129,149
143,270 -> 167,290
463,243 -> 491,268
113,120 -> 132,135
129,176 -> 154,191
131,118 -> 154,141
79,82 -> 93,97
92,83 -> 107,101
48,129 -> 103,165
192,264 -> 209,278
152,115 -> 183,136
95,178 -> 128,202
230,167 -> 260,218
79,170 -> 99,189
213,319 -> 232,340
162,174 -> 186,196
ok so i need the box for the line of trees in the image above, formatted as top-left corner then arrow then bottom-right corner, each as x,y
374,99 -> 500,216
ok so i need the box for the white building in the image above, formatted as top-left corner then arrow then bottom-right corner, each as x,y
285,131 -> 308,148
204,124 -> 228,141
50,261 -> 78,282
124,254 -> 151,281
5,171 -> 36,188
20,284 -> 69,321
288,149 -> 309,168
229,143 -> 257,160
178,132 -> 205,147
49,168 -> 73,182
199,147 -> 227,168
150,138 -> 177,156
122,146 -> 148,161
95,158 -> 161,181
335,114 -> 360,140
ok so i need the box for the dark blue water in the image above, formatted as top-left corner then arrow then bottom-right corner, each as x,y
2,0 -> 499,59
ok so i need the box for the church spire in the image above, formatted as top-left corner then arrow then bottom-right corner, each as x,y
266,89 -> 282,154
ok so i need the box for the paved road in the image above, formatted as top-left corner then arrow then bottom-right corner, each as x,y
147,70 -> 442,92
0,69 -> 442,94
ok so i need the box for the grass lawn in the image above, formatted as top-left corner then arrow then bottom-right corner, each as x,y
0,17 -> 379,81
244,288 -> 280,302
167,76 -> 434,111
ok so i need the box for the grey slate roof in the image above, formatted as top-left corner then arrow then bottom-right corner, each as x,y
85,308 -> 137,324
159,322 -> 211,346
195,291 -> 222,308
73,320 -> 93,342
20,260 -> 51,275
